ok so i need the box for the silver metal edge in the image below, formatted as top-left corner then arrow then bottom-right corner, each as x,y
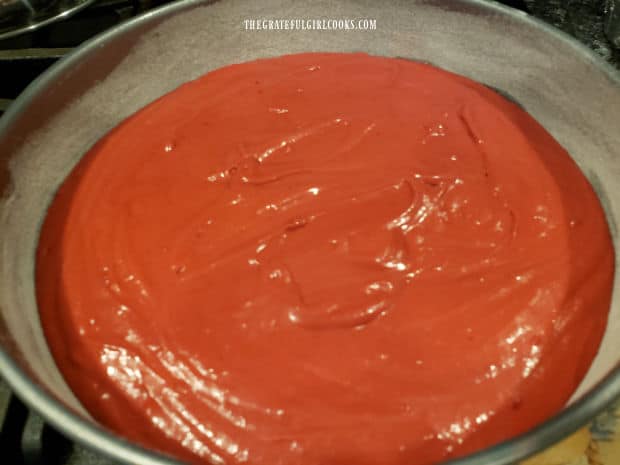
0,0 -> 98,42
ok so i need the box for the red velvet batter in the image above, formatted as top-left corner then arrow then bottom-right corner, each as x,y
36,53 -> 614,465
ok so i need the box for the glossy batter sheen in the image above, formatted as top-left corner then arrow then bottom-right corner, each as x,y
36,53 -> 614,465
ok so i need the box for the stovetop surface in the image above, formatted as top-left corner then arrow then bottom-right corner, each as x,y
0,1 -> 619,464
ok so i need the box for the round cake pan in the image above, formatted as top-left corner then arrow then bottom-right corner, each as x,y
0,1 -> 619,464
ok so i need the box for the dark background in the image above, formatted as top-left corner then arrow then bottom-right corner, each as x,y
524,0 -> 619,67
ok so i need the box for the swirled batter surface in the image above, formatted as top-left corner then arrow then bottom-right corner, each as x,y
37,53 -> 614,465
